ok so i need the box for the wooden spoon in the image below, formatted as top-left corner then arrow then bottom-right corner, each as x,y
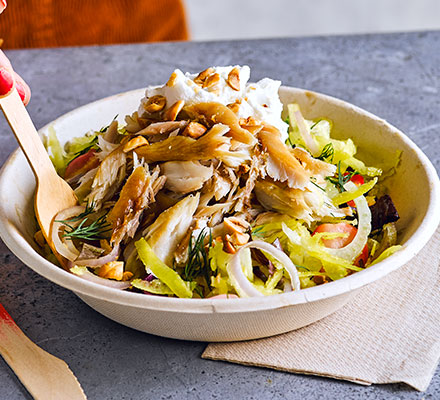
0,89 -> 77,267
0,303 -> 87,399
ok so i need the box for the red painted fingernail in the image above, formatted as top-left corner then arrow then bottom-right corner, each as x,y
15,80 -> 26,103
0,68 -> 14,96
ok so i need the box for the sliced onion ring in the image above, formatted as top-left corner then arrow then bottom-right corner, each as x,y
70,264 -> 131,290
228,240 -> 301,298
51,206 -> 86,261
324,181 -> 372,262
75,244 -> 120,268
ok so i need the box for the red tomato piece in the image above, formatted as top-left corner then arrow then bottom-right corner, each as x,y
64,149 -> 100,180
343,173 -> 365,207
313,222 -> 368,266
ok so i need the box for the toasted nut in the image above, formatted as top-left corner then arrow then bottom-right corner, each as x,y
223,235 -> 236,254
194,67 -> 214,85
166,72 -> 178,87
239,116 -> 260,126
230,232 -> 250,246
227,67 -> 241,91
227,101 -> 240,114
182,121 -> 207,139
123,136 -> 149,153
34,230 -> 46,247
163,100 -> 185,121
239,116 -> 263,134
98,261 -> 124,280
143,95 -> 167,113
203,73 -> 220,89
224,216 -> 251,235
122,271 -> 134,281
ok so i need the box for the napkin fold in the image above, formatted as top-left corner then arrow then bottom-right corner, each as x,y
203,226 -> 440,391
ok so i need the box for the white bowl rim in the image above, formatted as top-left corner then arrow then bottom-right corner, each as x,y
0,87 -> 439,314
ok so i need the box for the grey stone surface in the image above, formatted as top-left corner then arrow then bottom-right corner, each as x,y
0,32 -> 439,399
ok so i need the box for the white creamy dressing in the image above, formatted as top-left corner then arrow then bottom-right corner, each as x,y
138,65 -> 289,142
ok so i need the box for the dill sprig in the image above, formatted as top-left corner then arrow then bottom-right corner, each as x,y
317,142 -> 334,162
56,204 -> 110,241
309,177 -> 326,192
61,201 -> 96,223
310,119 -> 322,130
326,161 -> 356,192
183,228 -> 213,287
251,225 -> 265,238
61,215 -> 111,241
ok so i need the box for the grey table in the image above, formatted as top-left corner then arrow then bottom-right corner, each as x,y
1,32 -> 440,400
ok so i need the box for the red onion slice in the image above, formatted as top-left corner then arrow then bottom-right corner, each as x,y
228,240 -> 301,297
51,206 -> 86,261
75,244 -> 120,268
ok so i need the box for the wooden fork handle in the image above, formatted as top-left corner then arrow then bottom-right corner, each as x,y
0,89 -> 55,181
0,303 -> 87,399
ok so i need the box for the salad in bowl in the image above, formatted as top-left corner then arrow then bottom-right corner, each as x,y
41,65 -> 402,299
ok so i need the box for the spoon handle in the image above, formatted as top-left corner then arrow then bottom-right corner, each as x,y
0,303 -> 87,400
0,89 -> 55,181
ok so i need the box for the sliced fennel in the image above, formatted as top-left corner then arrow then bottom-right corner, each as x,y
332,177 -> 378,206
228,240 -> 300,297
324,182 -> 371,262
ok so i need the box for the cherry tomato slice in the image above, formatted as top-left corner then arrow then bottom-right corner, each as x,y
64,149 -> 99,180
313,222 -> 368,266
343,173 -> 365,207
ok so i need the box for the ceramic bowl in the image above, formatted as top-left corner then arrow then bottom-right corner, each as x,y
0,87 -> 439,342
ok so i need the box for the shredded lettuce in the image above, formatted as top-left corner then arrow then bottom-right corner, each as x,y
370,245 -> 402,265
45,126 -> 67,174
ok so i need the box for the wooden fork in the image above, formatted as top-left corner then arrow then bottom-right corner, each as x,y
0,303 -> 86,399
0,89 -> 77,267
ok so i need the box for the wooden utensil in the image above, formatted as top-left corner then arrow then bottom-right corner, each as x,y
0,89 -> 77,267
0,303 -> 87,399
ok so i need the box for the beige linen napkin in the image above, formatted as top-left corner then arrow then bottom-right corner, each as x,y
203,226 -> 440,391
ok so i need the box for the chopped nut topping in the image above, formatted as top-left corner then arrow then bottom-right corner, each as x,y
166,72 -> 178,87
226,99 -> 241,114
227,67 -> 241,91
203,73 -> 220,89
239,116 -> 263,135
194,67 -> 214,86
223,235 -> 236,254
143,95 -> 167,113
98,261 -> 124,280
239,116 -> 261,126
163,100 -> 185,121
224,216 -> 251,235
230,232 -> 250,246
123,136 -> 149,153
182,121 -> 207,139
